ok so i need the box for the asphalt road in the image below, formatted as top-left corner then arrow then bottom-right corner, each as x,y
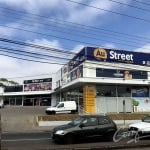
1,131 -> 150,150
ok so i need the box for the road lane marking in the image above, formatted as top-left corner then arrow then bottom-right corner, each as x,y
2,138 -> 52,142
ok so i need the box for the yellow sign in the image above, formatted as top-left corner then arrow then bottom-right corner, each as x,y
83,85 -> 95,114
94,48 -> 107,60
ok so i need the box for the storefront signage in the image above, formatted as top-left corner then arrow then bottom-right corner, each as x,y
24,78 -> 52,91
96,68 -> 147,79
24,78 -> 52,84
131,86 -> 149,97
87,47 -> 150,66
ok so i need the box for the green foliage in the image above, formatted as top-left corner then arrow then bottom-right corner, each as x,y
9,80 -> 19,85
0,77 -> 19,87
132,99 -> 139,106
0,78 -> 8,82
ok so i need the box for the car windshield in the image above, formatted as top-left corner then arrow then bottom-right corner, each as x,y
68,116 -> 84,126
142,116 -> 150,123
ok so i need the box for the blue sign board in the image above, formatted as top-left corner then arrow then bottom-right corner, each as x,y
86,47 -> 150,66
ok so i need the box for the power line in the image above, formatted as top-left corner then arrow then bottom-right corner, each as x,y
0,37 -> 76,56
107,0 -> 150,12
7,73 -> 57,80
132,0 -> 150,6
1,12 -> 150,48
0,26 -> 104,48
1,23 -> 150,53
1,6 -> 150,43
0,46 -> 71,62
65,0 -> 150,23
0,53 -> 65,65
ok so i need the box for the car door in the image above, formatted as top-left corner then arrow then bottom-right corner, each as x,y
76,116 -> 99,139
97,116 -> 114,136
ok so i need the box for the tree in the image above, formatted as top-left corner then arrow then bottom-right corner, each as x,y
132,99 -> 139,112
0,78 -> 19,87
132,99 -> 139,106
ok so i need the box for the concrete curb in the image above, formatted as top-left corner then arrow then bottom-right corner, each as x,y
38,120 -> 140,127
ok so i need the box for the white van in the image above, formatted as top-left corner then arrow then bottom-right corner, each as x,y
45,101 -> 77,115
0,99 -> 4,108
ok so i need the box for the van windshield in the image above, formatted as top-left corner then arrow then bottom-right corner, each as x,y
69,116 -> 84,126
52,103 -> 59,107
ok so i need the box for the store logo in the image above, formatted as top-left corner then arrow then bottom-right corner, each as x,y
94,48 -> 107,60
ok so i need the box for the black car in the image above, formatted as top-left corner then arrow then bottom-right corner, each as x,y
51,115 -> 117,144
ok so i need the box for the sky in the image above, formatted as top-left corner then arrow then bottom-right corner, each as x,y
0,0 -> 150,84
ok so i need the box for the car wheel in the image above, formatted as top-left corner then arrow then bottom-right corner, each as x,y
64,134 -> 75,144
105,132 -> 115,141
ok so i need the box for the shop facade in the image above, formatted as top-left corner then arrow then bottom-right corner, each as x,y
1,47 -> 150,114
2,78 -> 54,106
56,47 -> 150,114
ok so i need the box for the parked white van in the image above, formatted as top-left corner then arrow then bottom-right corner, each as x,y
0,99 -> 4,108
45,101 -> 77,115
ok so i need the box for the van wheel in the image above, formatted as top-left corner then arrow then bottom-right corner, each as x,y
71,110 -> 75,114
64,134 -> 74,144
52,111 -> 56,115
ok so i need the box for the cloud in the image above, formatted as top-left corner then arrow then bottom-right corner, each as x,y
66,0 -> 131,24
103,43 -> 116,49
0,0 -> 131,24
71,44 -> 84,53
0,0 -> 61,13
134,44 -> 150,53
0,25 -> 15,37
0,39 -> 64,84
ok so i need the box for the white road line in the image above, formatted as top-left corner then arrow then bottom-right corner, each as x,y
2,138 -> 52,142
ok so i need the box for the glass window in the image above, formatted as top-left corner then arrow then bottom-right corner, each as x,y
16,97 -> 22,105
82,117 -> 98,126
97,86 -> 116,97
57,103 -> 64,108
117,86 -> 131,97
98,117 -> 111,125
143,116 -> 150,123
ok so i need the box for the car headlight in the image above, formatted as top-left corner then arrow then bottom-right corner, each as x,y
55,130 -> 65,135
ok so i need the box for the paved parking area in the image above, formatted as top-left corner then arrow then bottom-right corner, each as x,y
0,106 -> 51,133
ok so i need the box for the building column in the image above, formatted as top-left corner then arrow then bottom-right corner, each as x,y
83,85 -> 96,114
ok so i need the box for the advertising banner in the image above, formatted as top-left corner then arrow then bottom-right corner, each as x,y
131,86 -> 149,97
24,78 -> 52,91
61,65 -> 70,86
96,68 -> 148,79
70,65 -> 83,81
87,47 -> 150,66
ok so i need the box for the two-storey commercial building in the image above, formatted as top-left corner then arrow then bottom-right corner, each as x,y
1,47 -> 150,114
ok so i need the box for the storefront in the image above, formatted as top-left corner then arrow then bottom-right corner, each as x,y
3,78 -> 53,106
58,47 -> 150,114
1,47 -> 150,113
